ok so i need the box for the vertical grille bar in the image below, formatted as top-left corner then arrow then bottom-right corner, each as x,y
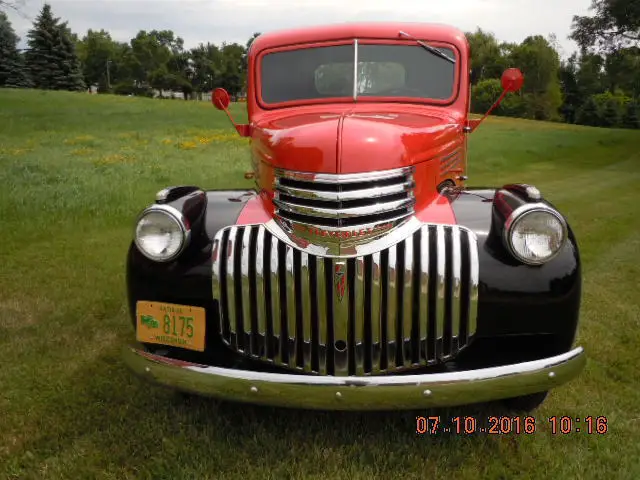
254,227 -> 267,348
226,226 -> 239,350
269,235 -> 281,357
309,255 -> 320,372
283,245 -> 295,367
469,232 -> 480,337
324,258 -> 335,375
315,257 -> 327,374
435,225 -> 446,358
212,235 -> 229,343
299,252 -> 312,370
333,260 -> 349,375
451,226 -> 462,352
426,225 -> 438,363
370,252 -> 382,372
240,227 -> 252,353
442,227 -> 453,358
402,235 -> 414,367
353,258 -> 366,375
458,230 -> 471,346
386,245 -> 398,370
419,227 -> 429,363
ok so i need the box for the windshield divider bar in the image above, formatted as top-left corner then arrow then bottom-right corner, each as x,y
353,38 -> 358,101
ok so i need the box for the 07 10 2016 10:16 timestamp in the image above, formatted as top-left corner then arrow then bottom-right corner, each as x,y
416,415 -> 609,435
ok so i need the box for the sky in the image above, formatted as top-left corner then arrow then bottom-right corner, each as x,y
6,0 -> 593,57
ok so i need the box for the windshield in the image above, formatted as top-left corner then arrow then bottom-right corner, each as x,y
260,42 -> 456,105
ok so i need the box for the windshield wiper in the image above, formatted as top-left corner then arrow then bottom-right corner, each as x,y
398,31 -> 456,64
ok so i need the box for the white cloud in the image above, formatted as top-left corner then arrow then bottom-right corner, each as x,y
6,0 -> 592,57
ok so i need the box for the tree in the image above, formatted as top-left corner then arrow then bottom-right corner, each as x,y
575,95 -> 600,126
559,54 -> 581,123
190,42 -> 223,96
509,36 -> 563,120
571,0 -> 640,52
76,29 -> 121,91
0,11 -> 31,87
466,28 -> 505,84
219,42 -> 245,96
604,46 -> 640,96
25,3 -> 85,91
622,101 -> 640,128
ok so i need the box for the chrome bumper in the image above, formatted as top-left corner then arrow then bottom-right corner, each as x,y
122,344 -> 586,410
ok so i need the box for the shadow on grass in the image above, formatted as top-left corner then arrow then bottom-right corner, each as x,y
4,348 -> 516,477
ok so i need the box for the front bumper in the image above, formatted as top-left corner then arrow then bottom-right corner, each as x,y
123,344 -> 586,410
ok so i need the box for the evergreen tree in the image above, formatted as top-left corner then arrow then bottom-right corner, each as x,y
575,96 -> 601,126
0,11 -> 30,87
601,98 -> 622,127
622,101 -> 640,129
25,3 -> 85,91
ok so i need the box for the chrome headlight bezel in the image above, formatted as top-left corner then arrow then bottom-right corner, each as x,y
503,203 -> 568,266
134,204 -> 191,262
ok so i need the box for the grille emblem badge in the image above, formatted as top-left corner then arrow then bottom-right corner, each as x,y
334,263 -> 346,303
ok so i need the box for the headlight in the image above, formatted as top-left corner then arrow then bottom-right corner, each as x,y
503,204 -> 567,265
134,205 -> 190,262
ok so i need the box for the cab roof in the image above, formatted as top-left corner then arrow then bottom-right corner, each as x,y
250,22 -> 469,53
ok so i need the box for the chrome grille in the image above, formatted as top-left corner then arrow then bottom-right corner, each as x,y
273,167 -> 415,228
212,223 -> 479,376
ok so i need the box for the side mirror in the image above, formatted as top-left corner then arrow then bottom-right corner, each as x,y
211,87 -> 250,137
212,88 -> 230,110
501,68 -> 524,93
467,68 -> 524,133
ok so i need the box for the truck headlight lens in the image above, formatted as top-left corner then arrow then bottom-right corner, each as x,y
134,205 -> 190,262
504,205 -> 567,265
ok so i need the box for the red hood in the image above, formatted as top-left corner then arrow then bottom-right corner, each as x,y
251,107 -> 462,174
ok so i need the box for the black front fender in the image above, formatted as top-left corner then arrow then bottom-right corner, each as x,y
450,188 -> 581,354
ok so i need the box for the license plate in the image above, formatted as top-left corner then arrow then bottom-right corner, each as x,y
136,301 -> 206,352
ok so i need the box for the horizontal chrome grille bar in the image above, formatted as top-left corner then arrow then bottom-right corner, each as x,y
212,223 -> 479,376
275,167 -> 413,184
273,197 -> 415,219
273,166 -> 416,232
275,181 -> 414,201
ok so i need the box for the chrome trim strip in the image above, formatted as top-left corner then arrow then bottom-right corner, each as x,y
275,166 -> 414,184
386,244 -> 398,370
274,197 -> 415,219
354,257 -> 366,375
269,235 -> 281,343
316,258 -> 327,374
353,38 -> 358,100
451,226 -> 461,343
124,345 -> 587,411
255,227 -> 267,340
226,226 -> 239,351
469,230 -> 479,336
300,252 -> 312,371
265,216 -> 423,258
370,251 -> 382,370
419,227 -> 429,360
284,245 -> 296,367
402,234 -> 414,367
436,225 -> 446,344
275,182 -> 413,201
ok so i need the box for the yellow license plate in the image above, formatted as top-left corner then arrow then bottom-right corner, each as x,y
136,301 -> 206,352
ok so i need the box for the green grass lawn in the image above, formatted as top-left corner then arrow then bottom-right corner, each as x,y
1,88 -> 639,479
